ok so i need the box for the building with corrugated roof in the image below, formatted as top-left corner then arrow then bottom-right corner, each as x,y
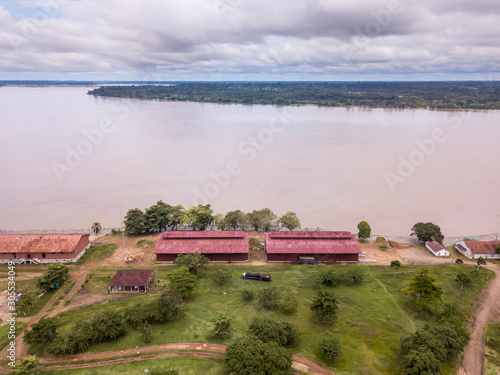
154,231 -> 249,262
425,241 -> 450,257
455,240 -> 500,259
265,231 -> 361,263
108,269 -> 154,293
0,233 -> 90,263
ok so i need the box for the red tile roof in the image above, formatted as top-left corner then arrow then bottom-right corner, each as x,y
265,231 -> 361,254
108,270 -> 154,287
465,241 -> 500,255
0,234 -> 89,254
426,241 -> 446,252
154,231 -> 249,254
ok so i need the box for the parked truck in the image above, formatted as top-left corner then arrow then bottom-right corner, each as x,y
241,272 -> 271,282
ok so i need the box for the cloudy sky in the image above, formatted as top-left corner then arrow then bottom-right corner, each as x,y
0,0 -> 499,81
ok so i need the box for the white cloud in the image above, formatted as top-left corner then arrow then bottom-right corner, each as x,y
0,0 -> 499,80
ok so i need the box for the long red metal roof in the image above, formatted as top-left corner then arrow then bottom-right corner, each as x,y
0,234 -> 89,254
465,241 -> 500,255
155,231 -> 249,254
265,231 -> 361,254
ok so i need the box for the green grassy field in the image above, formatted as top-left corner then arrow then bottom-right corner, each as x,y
32,264 -> 493,375
0,321 -> 27,351
44,356 -> 224,375
76,243 -> 117,265
484,322 -> 500,375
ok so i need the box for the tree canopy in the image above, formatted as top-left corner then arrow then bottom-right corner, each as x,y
37,263 -> 69,291
311,288 -> 339,323
183,204 -> 214,230
278,211 -> 301,231
402,268 -> 443,311
166,266 -> 199,297
174,251 -> 209,275
410,222 -> 444,244
247,208 -> 277,231
357,221 -> 371,240
124,208 -> 146,235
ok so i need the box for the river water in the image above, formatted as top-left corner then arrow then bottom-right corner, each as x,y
0,86 -> 499,236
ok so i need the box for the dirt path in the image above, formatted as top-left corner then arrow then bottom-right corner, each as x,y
459,263 -> 500,375
38,343 -> 335,375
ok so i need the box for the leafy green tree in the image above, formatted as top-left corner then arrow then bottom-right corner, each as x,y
455,258 -> 464,274
401,348 -> 440,375
37,263 -> 69,291
16,355 -> 43,375
247,208 -> 277,231
211,263 -> 231,285
137,321 -> 152,343
410,222 -> 444,244
319,337 -> 341,362
183,204 -> 214,230
88,310 -> 126,343
402,268 -> 443,311
24,317 -> 58,351
48,320 -> 94,355
224,336 -> 292,375
213,213 -> 226,230
455,272 -> 471,290
278,211 -> 301,231
210,313 -> 232,338
242,288 -> 254,301
166,266 -> 199,298
257,287 -> 282,310
224,210 -> 248,230
357,221 -> 371,240
340,268 -> 364,285
175,251 -> 209,275
124,208 -> 146,235
315,268 -> 341,287
126,290 -> 185,326
247,317 -> 301,347
91,222 -> 102,236
17,290 -> 38,315
476,256 -> 486,270
439,304 -> 465,328
169,204 -> 186,230
311,288 -> 339,323
144,200 -> 172,232
390,260 -> 401,278
280,290 -> 298,314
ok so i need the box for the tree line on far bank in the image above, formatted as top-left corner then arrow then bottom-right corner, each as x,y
122,201 -> 301,235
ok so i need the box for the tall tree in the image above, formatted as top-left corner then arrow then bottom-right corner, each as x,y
357,221 -> 371,240
211,263 -> 232,285
224,210 -> 248,230
24,317 -> 58,351
169,204 -> 186,230
278,211 -> 301,231
144,200 -> 172,232
402,268 -> 443,311
166,266 -> 199,298
183,204 -> 214,230
124,208 -> 146,235
210,313 -> 232,338
247,208 -> 277,231
410,222 -> 444,244
455,272 -> 471,290
91,222 -> 102,236
174,252 -> 209,275
37,263 -> 69,291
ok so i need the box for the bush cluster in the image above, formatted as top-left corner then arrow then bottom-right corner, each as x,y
247,317 -> 301,347
315,268 -> 364,287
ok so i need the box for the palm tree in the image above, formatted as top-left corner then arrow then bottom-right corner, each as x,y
91,222 -> 102,236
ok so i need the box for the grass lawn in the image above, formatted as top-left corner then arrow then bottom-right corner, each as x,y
44,356 -> 224,375
0,321 -> 27,351
76,243 -> 117,265
35,264 -> 493,375
484,322 -> 500,375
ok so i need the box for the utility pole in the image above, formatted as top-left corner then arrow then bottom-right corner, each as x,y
120,207 -> 126,255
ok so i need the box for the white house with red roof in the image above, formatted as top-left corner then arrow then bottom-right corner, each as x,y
425,241 -> 449,257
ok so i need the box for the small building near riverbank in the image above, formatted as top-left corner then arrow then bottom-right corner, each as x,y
0,233 -> 90,264
108,269 -> 154,293
425,241 -> 450,257
154,231 -> 249,262
265,231 -> 361,263
455,240 -> 500,259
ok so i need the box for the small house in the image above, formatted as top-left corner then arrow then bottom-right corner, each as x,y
425,241 -> 449,257
108,269 -> 154,293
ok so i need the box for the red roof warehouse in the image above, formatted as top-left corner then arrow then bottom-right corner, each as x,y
0,233 -> 90,264
265,231 -> 361,263
154,231 -> 249,262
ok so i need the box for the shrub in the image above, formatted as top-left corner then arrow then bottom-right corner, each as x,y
280,290 -> 298,314
210,313 -> 232,338
315,268 -> 341,287
242,288 -> 254,301
375,237 -> 386,244
247,317 -> 301,346
311,288 -> 339,324
257,286 -> 282,310
319,337 -> 341,362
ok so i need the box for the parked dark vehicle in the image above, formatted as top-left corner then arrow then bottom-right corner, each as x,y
299,257 -> 318,265
241,272 -> 271,282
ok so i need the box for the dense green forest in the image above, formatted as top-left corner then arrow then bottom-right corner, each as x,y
87,81 -> 500,109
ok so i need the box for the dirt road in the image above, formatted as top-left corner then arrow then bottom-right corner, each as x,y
39,342 -> 335,375
459,263 -> 500,375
